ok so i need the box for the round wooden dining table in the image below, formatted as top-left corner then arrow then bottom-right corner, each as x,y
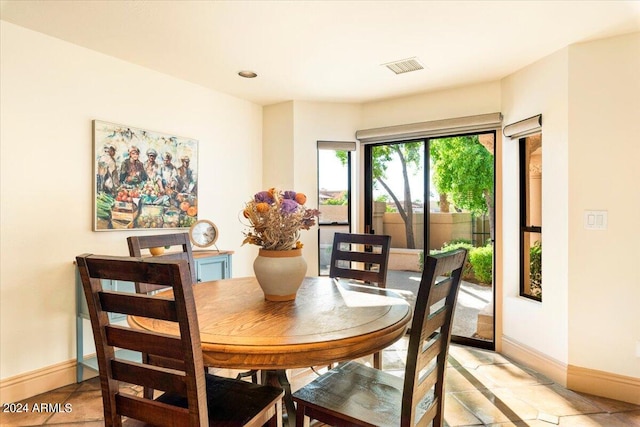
130,275 -> 412,369
129,275 -> 412,426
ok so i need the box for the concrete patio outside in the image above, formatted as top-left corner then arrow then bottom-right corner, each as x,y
385,269 -> 494,340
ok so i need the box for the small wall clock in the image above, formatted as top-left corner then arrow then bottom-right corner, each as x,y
189,219 -> 219,248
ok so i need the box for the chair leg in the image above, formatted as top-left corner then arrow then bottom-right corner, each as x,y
143,387 -> 154,399
295,405 -> 309,427
264,413 -> 277,427
373,351 -> 382,370
277,400 -> 283,427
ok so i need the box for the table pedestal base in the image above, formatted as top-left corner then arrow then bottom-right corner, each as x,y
262,369 -> 296,427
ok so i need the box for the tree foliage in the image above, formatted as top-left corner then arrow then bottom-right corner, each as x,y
336,137 -> 494,247
371,143 -> 423,248
336,143 -> 423,248
430,136 -> 493,214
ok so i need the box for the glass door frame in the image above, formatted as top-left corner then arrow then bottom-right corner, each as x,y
363,133 -> 496,351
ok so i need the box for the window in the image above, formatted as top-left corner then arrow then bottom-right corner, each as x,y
519,134 -> 542,300
317,142 -> 354,275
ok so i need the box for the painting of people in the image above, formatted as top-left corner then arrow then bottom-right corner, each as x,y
93,120 -> 198,230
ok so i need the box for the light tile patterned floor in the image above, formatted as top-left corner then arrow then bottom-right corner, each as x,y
2,340 -> 639,426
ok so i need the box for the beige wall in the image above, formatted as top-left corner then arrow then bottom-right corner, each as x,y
0,22 -> 263,382
567,33 -> 640,378
500,32 -> 640,396
501,48 -> 571,368
360,81 -> 503,129
262,101 -> 362,274
263,102 -> 295,188
360,36 -> 640,398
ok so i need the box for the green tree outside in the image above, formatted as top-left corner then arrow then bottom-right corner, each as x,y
337,136 -> 493,248
430,135 -> 494,239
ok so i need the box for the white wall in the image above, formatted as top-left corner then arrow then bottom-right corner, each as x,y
262,101 -> 362,274
501,32 -> 640,386
361,81 -> 502,129
263,102 -> 295,188
0,22 -> 263,381
501,49 -> 570,367
292,101 -> 363,273
567,33 -> 640,378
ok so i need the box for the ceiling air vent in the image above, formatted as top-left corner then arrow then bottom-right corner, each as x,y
383,57 -> 424,75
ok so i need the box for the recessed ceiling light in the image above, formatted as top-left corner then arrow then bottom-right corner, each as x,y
238,70 -> 258,78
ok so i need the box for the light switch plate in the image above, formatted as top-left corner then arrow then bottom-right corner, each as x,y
584,210 -> 607,230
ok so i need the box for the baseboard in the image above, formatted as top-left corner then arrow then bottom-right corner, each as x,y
501,336 -> 640,405
4,349 -> 638,408
567,364 -> 640,405
501,335 -> 568,386
0,359 -> 82,403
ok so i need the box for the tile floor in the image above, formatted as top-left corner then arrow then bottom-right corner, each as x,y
2,339 -> 639,426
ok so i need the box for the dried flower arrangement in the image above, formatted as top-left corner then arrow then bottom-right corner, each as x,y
242,188 -> 320,251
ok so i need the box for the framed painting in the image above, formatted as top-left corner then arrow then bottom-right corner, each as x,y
93,120 -> 198,231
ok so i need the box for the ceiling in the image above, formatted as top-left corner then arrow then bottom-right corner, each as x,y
2,1 -> 639,106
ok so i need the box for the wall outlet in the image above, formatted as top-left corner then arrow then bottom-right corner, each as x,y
584,210 -> 607,230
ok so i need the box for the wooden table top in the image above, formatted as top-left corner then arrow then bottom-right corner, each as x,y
129,276 -> 412,370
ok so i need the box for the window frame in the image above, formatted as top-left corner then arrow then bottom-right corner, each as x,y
317,147 -> 352,276
519,135 -> 542,301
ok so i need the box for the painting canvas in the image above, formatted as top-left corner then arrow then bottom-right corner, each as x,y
93,120 -> 198,231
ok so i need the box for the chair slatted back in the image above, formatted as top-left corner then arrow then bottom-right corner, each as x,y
402,248 -> 467,427
76,254 -> 207,427
329,233 -> 391,288
127,233 -> 196,294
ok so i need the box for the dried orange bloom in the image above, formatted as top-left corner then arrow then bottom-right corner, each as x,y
256,202 -> 270,213
295,193 -> 307,204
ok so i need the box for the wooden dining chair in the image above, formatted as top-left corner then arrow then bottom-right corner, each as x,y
128,232 -> 210,396
129,233 -> 260,385
329,232 -> 391,369
127,232 -> 197,293
76,254 -> 283,427
329,232 -> 392,288
293,248 -> 468,427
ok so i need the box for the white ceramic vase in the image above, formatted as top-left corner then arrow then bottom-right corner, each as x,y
253,248 -> 307,301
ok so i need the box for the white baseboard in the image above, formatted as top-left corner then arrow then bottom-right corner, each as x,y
501,335 -> 568,386
0,360 -> 85,403
567,364 -> 640,405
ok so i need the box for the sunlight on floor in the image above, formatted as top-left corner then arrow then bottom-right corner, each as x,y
3,340 -> 638,427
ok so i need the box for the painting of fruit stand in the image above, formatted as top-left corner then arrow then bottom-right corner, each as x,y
93,120 -> 198,230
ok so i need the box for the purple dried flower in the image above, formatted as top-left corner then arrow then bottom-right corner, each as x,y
254,191 -> 273,204
242,188 -> 320,250
280,199 -> 299,214
283,190 -> 297,200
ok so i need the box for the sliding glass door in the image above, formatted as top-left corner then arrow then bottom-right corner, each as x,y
364,133 -> 495,349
